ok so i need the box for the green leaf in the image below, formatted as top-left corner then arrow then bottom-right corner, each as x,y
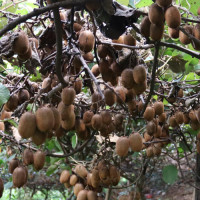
4,181 -> 13,189
0,84 -> 10,107
46,164 -> 57,176
135,0 -> 152,8
162,165 -> 178,184
177,0 -> 199,16
71,135 -> 77,148
116,0 -> 129,6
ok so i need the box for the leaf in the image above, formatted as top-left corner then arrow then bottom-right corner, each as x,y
0,84 -> 10,107
46,164 -> 57,176
135,0 -> 152,8
71,135 -> 77,148
178,0 -> 199,16
4,181 -> 13,189
117,0 -> 129,6
162,165 -> 178,184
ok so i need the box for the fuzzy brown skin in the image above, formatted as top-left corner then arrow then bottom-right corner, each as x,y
156,0 -> 172,7
149,3 -> 164,25
140,16 -> 151,38
33,150 -> 46,171
79,30 -> 95,53
165,6 -> 181,29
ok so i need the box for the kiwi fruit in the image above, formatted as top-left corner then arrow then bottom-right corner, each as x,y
42,77 -> 52,92
9,158 -> 19,174
140,16 -> 151,38
156,0 -> 172,7
29,37 -> 39,49
74,183 -> 84,196
58,102 -> 74,120
154,125 -> 162,138
36,107 -> 55,132
91,64 -> 100,77
18,89 -> 30,104
183,113 -> 190,124
99,59 -> 110,75
169,115 -> 178,127
85,0 -> 101,11
12,166 -> 27,188
177,88 -> 184,98
18,44 -> 32,61
99,165 -> 109,180
122,34 -> 136,46
198,7 -> 200,15
149,3 -> 164,25
83,110 -> 94,125
61,87 -> 76,105
87,173 -> 92,186
154,101 -> 164,115
111,61 -> 122,76
1,109 -> 12,120
91,92 -> 102,110
179,25 -> 193,45
152,142 -> 162,156
146,146 -> 154,157
74,23 -> 82,32
125,89 -> 136,102
159,112 -> 167,123
4,94 -> 18,111
31,129 -> 47,145
18,112 -> 36,139
165,6 -> 181,28
112,35 -> 124,50
75,119 -> 86,135
146,121 -> 157,136
91,114 -> 102,130
196,108 -> 200,123
23,149 -> 34,165
104,88 -> 116,106
129,132 -> 143,152
60,170 -> 70,184
61,114 -> 75,131
0,122 -> 5,131
77,190 -> 88,200
133,65 -> 146,84
143,106 -> 155,121
75,164 -> 88,178
150,23 -> 164,41
83,52 -> 94,62
69,174 -> 78,186
91,168 -> 100,188
13,31 -> 29,55
115,86 -> 126,104
137,101 -> 144,113
73,78 -> 83,94
100,111 -> 112,125
33,150 -> 45,171
114,114 -> 123,126
55,127 -> 65,137
87,191 -> 97,200
175,111 -> 184,124
0,178 -> 3,198
115,137 -> 130,157
79,30 -> 95,52
133,81 -> 147,95
121,69 -> 134,89
168,27 -> 179,39
109,165 -> 120,186
144,132 -> 152,142
191,121 -> 200,131
189,110 -> 198,123
51,107 -> 61,131
64,181 -> 71,188
97,45 -> 109,58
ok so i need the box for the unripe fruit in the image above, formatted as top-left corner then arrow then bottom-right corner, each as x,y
91,114 -> 102,130
143,107 -> 155,121
104,88 -> 116,106
179,25 -> 193,45
18,112 -> 36,139
31,129 -> 47,145
149,3 -> 164,25
140,16 -> 151,38
133,65 -> 146,84
0,178 -> 3,198
74,183 -> 84,196
115,137 -> 130,157
9,158 -> 19,174
35,107 -> 55,132
168,27 -> 179,39
77,190 -> 88,200
165,6 -> 181,28
12,167 -> 27,188
79,31 -> 95,52
121,69 -> 134,89
13,31 -> 29,55
33,150 -> 45,171
156,0 -> 172,7
75,164 -> 88,178
61,87 -> 76,105
129,132 -> 143,152
154,101 -> 164,115
23,149 -> 34,165
60,170 -> 70,184
150,23 -> 164,41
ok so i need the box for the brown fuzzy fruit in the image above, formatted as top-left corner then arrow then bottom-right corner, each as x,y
178,88 -> 184,98
133,65 -> 146,84
60,170 -> 70,184
73,78 -> 83,94
198,7 -> 200,15
75,164 -> 88,178
74,23 -> 82,32
31,129 -> 47,145
61,115 -> 75,131
111,61 -> 123,76
115,137 -> 130,157
91,64 -> 100,77
140,16 -> 151,38
9,158 -> 19,174
91,168 -> 100,188
79,30 -> 95,52
100,111 -> 112,125
109,165 -> 120,186
18,89 -> 30,104
33,150 -> 45,171
104,88 -> 116,106
112,35 -> 124,50
29,37 -> 39,49
1,109 -> 12,120
143,107 -> 155,121
91,92 -> 102,110
0,178 -> 3,198
23,149 -> 34,165
175,111 -> 184,124
55,127 -> 65,138
99,165 -> 109,180
149,3 -> 164,25
154,101 -> 164,115
146,121 -> 157,136
152,142 -> 162,156
12,166 -> 27,188
51,107 -> 61,131
156,0 -> 172,7
121,69 -> 135,89
69,174 -> 78,186
83,52 -> 94,62
98,59 -> 110,75
83,110 -> 94,125
77,190 -> 88,200
97,45 -> 109,58
74,183 -> 84,197
61,87 -> 76,105
165,6 -> 181,28
146,146 -> 154,157
18,44 -> 32,61
168,27 -> 179,39
4,94 -> 18,111
86,0 -> 101,11
169,115 -> 178,127
18,112 -> 36,139
35,107 -> 55,132
13,31 -> 29,55
122,34 -> 136,46
189,110 -> 198,123
42,77 -> 52,92
0,122 -> 4,131
87,191 -> 97,200
91,114 -> 102,130
129,132 -> 143,152
183,113 -> 190,124
159,112 -> 167,123
58,102 -> 74,121
150,23 -> 164,41
114,114 -> 124,126
115,87 -> 126,104
179,25 -> 193,45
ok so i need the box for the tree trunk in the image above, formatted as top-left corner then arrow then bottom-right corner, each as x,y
195,153 -> 200,200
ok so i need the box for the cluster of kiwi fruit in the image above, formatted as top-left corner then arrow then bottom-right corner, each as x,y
8,149 -> 45,188
12,30 -> 39,61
